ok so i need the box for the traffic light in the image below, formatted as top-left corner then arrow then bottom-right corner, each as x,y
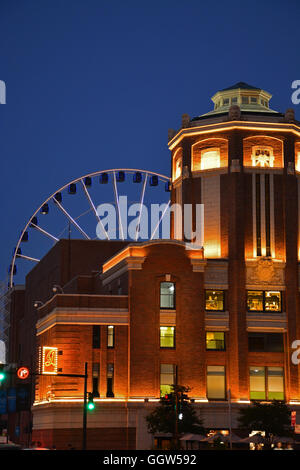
0,365 -> 7,383
164,393 -> 171,404
87,392 -> 95,411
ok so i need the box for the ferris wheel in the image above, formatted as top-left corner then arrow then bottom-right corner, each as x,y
9,168 -> 171,289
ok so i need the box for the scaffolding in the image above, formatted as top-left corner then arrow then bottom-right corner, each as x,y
0,280 -> 11,363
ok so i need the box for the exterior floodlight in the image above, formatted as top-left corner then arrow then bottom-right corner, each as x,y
52,285 -> 64,294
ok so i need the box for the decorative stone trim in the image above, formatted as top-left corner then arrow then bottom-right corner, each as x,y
36,307 -> 129,335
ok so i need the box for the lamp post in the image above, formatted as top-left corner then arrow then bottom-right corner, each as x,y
82,362 -> 88,450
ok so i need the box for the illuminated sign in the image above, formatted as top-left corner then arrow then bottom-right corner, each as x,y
17,367 -> 30,380
42,347 -> 58,375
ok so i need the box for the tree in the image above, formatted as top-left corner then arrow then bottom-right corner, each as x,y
238,401 -> 294,448
146,385 -> 205,448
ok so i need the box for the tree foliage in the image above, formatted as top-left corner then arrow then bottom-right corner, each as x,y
146,385 -> 204,436
238,401 -> 293,442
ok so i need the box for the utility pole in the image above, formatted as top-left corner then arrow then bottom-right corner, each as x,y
2,361 -> 90,449
82,362 -> 88,451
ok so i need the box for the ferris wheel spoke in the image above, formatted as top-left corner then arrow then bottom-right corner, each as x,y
30,222 -> 59,242
9,169 -> 171,288
150,200 -> 171,240
52,199 -> 90,240
135,173 -> 148,241
17,254 -> 40,263
80,179 -> 110,240
112,172 -> 125,241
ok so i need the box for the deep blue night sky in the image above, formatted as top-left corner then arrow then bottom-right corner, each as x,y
0,0 -> 299,284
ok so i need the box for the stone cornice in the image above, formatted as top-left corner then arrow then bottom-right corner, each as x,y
168,121 -> 300,151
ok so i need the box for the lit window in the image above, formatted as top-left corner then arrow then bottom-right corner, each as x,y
207,366 -> 226,400
247,291 -> 281,312
251,146 -> 274,167
206,332 -> 225,351
296,152 -> 300,172
249,366 -> 265,400
250,97 -> 257,103
205,290 -> 224,311
264,291 -> 281,312
173,150 -> 182,181
247,291 -> 264,312
160,364 -> 175,396
160,327 -> 175,348
231,97 -> 237,104
107,326 -> 115,348
242,96 -> 249,104
160,282 -> 175,310
267,367 -> 284,400
249,366 -> 284,401
223,98 -> 229,106
200,149 -> 220,170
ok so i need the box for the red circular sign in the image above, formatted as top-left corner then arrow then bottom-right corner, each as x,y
17,367 -> 30,380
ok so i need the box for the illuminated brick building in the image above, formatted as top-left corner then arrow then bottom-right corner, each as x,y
8,82 -> 300,449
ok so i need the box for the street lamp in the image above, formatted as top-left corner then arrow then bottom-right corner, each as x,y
52,285 -> 64,294
33,301 -> 44,308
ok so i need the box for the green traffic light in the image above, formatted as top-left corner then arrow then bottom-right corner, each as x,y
87,402 -> 95,411
87,393 -> 95,411
0,372 -> 5,381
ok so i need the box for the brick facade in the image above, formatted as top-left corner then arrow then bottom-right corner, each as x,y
7,84 -> 300,449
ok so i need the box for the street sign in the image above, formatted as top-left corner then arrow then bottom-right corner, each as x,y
41,347 -> 58,375
17,366 -> 30,380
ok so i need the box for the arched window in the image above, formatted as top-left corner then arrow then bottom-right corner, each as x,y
192,139 -> 227,171
243,136 -> 283,168
296,151 -> 300,172
200,148 -> 221,170
172,149 -> 182,181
